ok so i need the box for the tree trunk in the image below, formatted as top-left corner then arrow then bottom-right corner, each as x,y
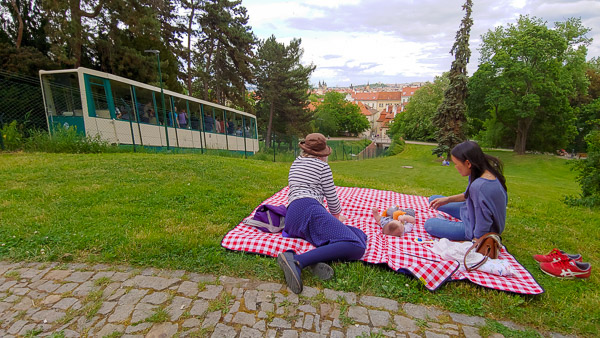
514,117 -> 532,155
10,0 -> 23,49
71,0 -> 104,67
71,0 -> 82,67
203,39 -> 214,100
186,3 -> 195,95
265,101 -> 274,147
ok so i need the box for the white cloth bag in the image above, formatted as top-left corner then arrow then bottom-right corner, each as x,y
430,238 -> 516,277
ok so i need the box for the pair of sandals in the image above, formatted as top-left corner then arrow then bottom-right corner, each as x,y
277,251 -> 333,294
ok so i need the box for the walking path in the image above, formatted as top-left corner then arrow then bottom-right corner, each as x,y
0,260 -> 568,337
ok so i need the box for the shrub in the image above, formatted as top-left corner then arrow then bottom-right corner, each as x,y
24,126 -> 118,153
387,134 -> 405,156
565,128 -> 600,207
0,120 -> 24,151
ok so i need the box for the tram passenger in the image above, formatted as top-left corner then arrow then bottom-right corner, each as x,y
178,109 -> 188,129
170,108 -> 178,127
148,108 -> 157,124
139,109 -> 150,123
227,119 -> 235,135
115,95 -> 135,120
204,113 -> 214,132
215,117 -> 222,133
116,106 -> 131,120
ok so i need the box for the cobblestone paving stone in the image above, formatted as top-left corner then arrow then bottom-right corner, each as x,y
0,260 -> 570,337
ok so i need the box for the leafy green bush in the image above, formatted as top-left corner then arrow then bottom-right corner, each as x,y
24,126 -> 119,153
387,134 -> 405,156
0,120 -> 24,151
565,128 -> 600,207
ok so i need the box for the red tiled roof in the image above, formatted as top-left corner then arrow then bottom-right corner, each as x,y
376,92 -> 402,100
352,91 -> 402,101
307,102 -> 320,112
353,92 -> 378,101
401,87 -> 419,96
357,102 -> 372,116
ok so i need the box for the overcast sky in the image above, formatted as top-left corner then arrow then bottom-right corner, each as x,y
243,0 -> 600,87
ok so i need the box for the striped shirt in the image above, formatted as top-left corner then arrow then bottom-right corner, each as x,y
288,156 -> 342,215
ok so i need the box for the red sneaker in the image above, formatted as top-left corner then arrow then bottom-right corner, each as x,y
540,259 -> 591,279
533,248 -> 582,263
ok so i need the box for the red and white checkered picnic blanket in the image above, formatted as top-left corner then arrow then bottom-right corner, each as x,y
221,186 -> 544,294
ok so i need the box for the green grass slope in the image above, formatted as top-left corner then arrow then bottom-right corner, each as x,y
0,144 -> 598,335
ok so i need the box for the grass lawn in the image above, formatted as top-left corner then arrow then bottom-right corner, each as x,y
1,144 -> 598,335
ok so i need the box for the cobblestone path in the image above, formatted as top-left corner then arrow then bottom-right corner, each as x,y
0,260 -> 564,337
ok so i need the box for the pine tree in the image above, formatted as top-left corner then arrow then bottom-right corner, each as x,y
432,0 -> 472,158
193,0 -> 255,108
91,0 -> 182,90
255,35 -> 315,146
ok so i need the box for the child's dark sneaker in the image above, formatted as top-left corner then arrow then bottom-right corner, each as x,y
533,248 -> 582,263
539,258 -> 591,279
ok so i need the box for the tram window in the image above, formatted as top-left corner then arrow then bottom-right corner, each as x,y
163,95 -> 176,127
230,113 -> 241,136
154,95 -> 169,126
111,80 -> 136,122
41,73 -> 83,117
243,116 -> 253,138
132,87 -> 157,125
251,118 -> 257,138
188,101 -> 201,131
87,77 -> 111,118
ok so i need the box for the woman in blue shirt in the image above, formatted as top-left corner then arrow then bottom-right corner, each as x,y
425,141 -> 507,241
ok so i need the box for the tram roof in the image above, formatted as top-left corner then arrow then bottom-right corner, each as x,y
39,67 -> 255,118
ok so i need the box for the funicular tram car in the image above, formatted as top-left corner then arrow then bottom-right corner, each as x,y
39,67 -> 259,153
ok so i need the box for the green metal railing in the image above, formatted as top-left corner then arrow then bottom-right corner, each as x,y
259,135 -> 387,162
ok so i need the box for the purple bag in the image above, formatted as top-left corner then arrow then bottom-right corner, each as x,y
243,204 -> 287,233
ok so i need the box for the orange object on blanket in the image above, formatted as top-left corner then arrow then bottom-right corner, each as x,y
392,210 -> 406,220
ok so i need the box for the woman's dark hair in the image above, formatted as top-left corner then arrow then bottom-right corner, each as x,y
451,141 -> 507,196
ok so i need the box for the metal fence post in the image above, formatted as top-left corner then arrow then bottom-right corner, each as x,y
128,118 -> 136,153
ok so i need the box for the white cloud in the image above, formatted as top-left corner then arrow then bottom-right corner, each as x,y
244,0 -> 600,86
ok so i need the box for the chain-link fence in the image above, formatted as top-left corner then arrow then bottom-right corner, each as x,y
255,135 -> 388,162
0,70 -> 48,150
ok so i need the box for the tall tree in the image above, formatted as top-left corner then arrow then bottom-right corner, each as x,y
254,35 -> 315,146
1,0 -> 49,52
89,0 -> 183,91
182,0 -> 198,94
315,91 -> 369,136
389,73 -> 448,142
470,16 -> 590,154
193,0 -> 255,108
44,0 -> 105,67
432,0 -> 472,158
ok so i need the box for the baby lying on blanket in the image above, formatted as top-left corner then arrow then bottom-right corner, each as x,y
372,206 -> 416,237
